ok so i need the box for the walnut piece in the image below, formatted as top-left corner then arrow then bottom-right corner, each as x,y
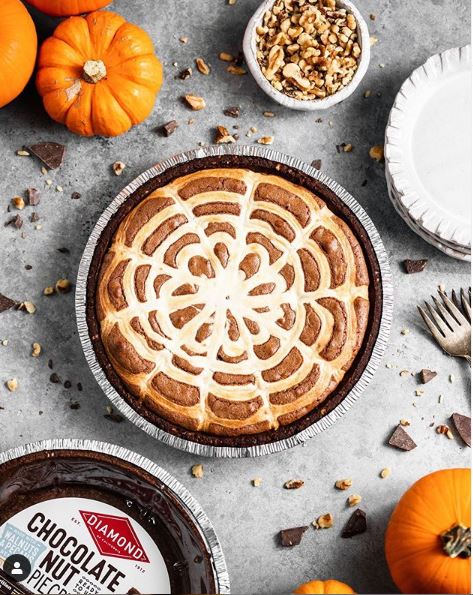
313,513 -> 333,529
191,464 -> 204,478
184,94 -> 206,110
335,478 -> 352,490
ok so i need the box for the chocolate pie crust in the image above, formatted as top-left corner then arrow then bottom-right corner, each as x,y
0,448 -> 217,594
86,154 -> 383,448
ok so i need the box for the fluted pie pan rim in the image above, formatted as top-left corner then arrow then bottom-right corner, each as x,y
76,146 -> 393,457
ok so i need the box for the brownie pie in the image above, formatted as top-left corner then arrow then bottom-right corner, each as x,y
94,164 -> 371,438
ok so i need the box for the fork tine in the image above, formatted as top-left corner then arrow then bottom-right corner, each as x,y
438,290 -> 469,326
460,288 -> 471,320
425,301 -> 451,336
433,294 -> 459,329
418,305 -> 446,342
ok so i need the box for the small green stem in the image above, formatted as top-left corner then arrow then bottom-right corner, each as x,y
441,524 -> 471,559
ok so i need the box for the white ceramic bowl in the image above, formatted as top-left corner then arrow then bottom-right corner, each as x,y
243,0 -> 371,111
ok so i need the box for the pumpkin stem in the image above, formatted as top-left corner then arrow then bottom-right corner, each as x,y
440,524 -> 471,559
82,60 -> 107,83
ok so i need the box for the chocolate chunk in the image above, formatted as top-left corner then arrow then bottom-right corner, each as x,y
57,247 -> 70,254
361,179 -> 368,187
280,526 -> 308,547
77,382 -> 83,391
48,359 -> 53,369
49,373 -> 61,384
70,400 -> 80,410
420,369 -> 437,384
5,215 -> 23,229
71,192 -> 81,200
403,259 -> 428,274
223,106 -> 240,118
30,212 -> 39,223
388,425 -> 417,451
341,509 -> 367,538
0,293 -> 17,313
162,120 -> 179,137
28,142 -> 65,169
27,188 -> 41,206
178,67 -> 192,80
311,159 -> 322,170
64,380 -> 72,389
25,264 -> 32,270
451,413 -> 471,447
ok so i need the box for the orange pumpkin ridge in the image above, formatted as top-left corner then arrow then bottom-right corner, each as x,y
0,0 -> 38,109
36,11 -> 163,137
25,0 -> 110,17
293,579 -> 356,594
385,468 -> 471,595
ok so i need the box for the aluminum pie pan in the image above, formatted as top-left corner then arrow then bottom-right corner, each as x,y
76,144 -> 393,458
386,170 -> 471,262
385,45 -> 471,251
0,438 -> 230,594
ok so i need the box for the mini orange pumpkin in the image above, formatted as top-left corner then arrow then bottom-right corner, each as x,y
0,0 -> 38,109
293,580 -> 356,594
385,468 -> 471,594
25,0 -> 110,17
36,11 -> 163,137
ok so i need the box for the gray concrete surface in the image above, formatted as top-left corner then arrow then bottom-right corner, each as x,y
0,1 -> 470,593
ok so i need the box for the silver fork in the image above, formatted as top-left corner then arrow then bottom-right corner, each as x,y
418,288 -> 471,365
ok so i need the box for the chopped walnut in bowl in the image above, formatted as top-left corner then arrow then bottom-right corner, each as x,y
243,0 -> 370,110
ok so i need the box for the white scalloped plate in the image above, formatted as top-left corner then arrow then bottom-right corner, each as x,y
385,45 -> 471,255
387,171 -> 471,261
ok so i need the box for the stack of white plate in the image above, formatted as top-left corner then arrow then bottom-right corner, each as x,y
385,45 -> 471,261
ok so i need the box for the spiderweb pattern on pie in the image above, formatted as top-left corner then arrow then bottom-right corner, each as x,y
96,168 -> 370,436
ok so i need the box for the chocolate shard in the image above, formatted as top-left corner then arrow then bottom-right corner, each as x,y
162,120 -> 179,137
280,526 -> 308,547
223,106 -> 240,118
27,188 -> 41,206
311,159 -> 322,170
403,259 -> 428,274
420,368 -> 437,384
0,293 -> 17,313
28,142 -> 65,169
341,509 -> 367,538
389,425 -> 417,451
451,413 -> 471,447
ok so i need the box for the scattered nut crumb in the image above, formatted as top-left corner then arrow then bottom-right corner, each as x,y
56,279 -> 72,293
56,185 -> 63,192
313,513 -> 333,529
415,388 -> 424,397
191,464 -> 204,478
438,394 -> 444,403
184,94 -> 206,110
228,0 -> 237,5
369,145 -> 384,162
335,478 -> 352,490
195,58 -> 211,75
112,161 -> 126,176
347,494 -> 362,507
369,13 -> 376,20
1,340 -> 8,346
16,149 -> 30,156
436,425 -> 453,439
219,52 -> 235,62
6,378 -> 18,392
449,374 -> 455,383
363,89 -> 372,98
438,283 -> 446,292
380,467 -> 391,479
227,65 -> 246,75
342,143 -> 353,152
31,342 -> 42,357
20,301 -> 36,314
263,111 -> 275,117
370,36 -> 378,46
43,286 -> 55,296
400,328 -> 410,335
399,370 -> 410,377
400,419 -> 411,426
257,136 -> 274,145
284,479 -> 304,490
11,196 -> 25,210
179,36 -> 189,44
215,125 -> 236,144
252,478 -> 262,487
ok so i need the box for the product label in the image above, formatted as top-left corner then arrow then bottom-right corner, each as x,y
0,498 -> 170,594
